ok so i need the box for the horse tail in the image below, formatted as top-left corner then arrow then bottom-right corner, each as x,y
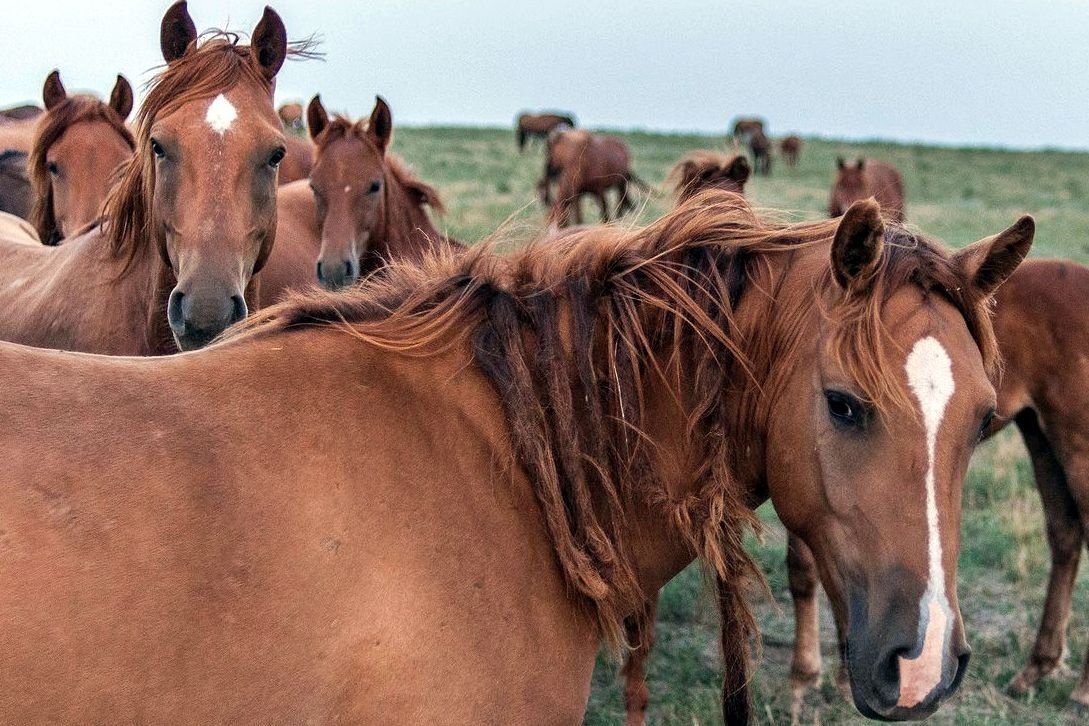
626,171 -> 652,194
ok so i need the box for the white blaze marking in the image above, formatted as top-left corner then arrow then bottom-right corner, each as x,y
898,336 -> 955,708
205,94 -> 238,135
344,185 -> 352,194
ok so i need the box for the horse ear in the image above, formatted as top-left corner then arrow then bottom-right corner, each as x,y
953,215 -> 1035,297
856,157 -> 866,170
836,156 -> 846,171
42,70 -> 66,110
307,95 -> 328,141
251,6 -> 288,81
726,155 -> 751,184
366,96 -> 393,154
160,0 -> 198,63
831,198 -> 885,290
109,75 -> 134,120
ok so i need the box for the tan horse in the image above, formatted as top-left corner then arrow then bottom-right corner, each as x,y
830,157 -> 905,221
516,110 -> 576,151
0,1 -> 292,354
28,70 -> 135,244
0,192 -> 1031,722
541,129 -> 649,227
263,95 -> 458,293
786,256 -> 1089,715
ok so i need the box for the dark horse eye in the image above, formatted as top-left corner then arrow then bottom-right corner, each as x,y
825,390 -> 867,429
46,161 -> 59,176
979,409 -> 996,441
368,179 -> 382,194
268,147 -> 286,167
150,138 -> 165,159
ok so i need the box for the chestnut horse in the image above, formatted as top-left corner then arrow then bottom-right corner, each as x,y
516,110 -> 576,151
278,101 -> 304,130
278,132 -> 314,184
785,256 -> 1089,715
667,150 -> 750,202
830,157 -> 905,221
0,1 -> 292,353
780,135 -> 802,167
540,129 -> 649,227
261,94 -> 459,294
28,70 -> 135,244
0,192 -> 1031,722
749,129 -> 772,176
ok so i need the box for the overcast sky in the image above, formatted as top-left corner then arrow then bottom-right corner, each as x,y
4,0 -> 1087,150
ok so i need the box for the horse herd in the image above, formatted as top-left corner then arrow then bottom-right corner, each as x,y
0,3 -> 1084,724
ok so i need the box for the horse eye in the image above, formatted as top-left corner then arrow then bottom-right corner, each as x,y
368,180 -> 382,194
978,409 -> 996,442
269,147 -> 286,168
46,161 -> 59,176
825,390 -> 867,429
150,138 -> 165,159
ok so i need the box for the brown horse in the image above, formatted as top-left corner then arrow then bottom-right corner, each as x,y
262,94 -> 458,293
278,100 -> 304,131
780,135 -> 803,167
785,256 -> 1089,715
0,1 -> 292,354
667,150 -> 750,202
0,192 -> 1030,722
516,110 -> 576,151
0,150 -> 31,221
541,129 -> 649,227
749,129 -> 772,176
830,157 -> 905,221
28,70 -> 134,244
732,116 -> 765,144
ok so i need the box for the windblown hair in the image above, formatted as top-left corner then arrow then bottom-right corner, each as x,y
28,94 -> 134,244
225,190 -> 999,648
667,150 -> 750,202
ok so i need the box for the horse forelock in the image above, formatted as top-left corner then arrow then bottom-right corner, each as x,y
222,190 -> 995,647
28,94 -> 135,243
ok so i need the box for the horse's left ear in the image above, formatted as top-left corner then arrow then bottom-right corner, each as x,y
366,96 -> 393,154
831,198 -> 885,290
42,70 -> 66,110
726,155 -> 751,184
251,6 -> 288,81
160,1 -> 197,63
953,215 -> 1035,297
306,95 -> 328,141
109,75 -> 134,120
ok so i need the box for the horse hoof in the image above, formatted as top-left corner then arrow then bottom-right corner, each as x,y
1006,673 -> 1035,697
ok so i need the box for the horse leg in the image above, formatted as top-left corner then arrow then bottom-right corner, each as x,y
621,599 -> 657,726
597,191 -> 610,223
1008,409 -> 1084,696
787,535 -> 823,721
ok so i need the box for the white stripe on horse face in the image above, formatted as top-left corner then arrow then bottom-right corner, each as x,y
898,335 -> 956,708
205,94 -> 238,135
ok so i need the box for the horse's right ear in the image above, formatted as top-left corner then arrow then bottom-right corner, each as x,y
160,1 -> 197,63
953,215 -> 1035,297
831,198 -> 885,290
42,70 -> 66,111
726,155 -> 751,184
109,75 -> 134,120
366,96 -> 393,154
836,156 -> 846,171
251,6 -> 288,81
307,95 -> 328,141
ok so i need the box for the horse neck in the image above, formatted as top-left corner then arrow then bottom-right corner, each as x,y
374,170 -> 443,261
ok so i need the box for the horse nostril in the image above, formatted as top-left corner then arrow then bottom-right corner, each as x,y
230,294 -> 247,325
167,289 -> 186,332
949,650 -> 971,695
315,260 -> 324,283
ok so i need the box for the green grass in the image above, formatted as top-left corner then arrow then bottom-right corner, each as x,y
388,126 -> 1089,724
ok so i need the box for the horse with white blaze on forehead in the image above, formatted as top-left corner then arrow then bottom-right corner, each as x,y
0,0 -> 300,354
0,191 -> 1030,722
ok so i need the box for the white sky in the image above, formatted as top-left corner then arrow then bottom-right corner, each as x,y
3,0 -> 1088,150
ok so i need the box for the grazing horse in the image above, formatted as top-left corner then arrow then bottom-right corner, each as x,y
516,110 -> 576,151
667,150 -> 750,202
0,1 -> 292,354
28,70 -> 135,244
0,192 -> 1031,723
829,157 -> 905,221
785,257 -> 1089,716
261,94 -> 459,294
731,116 -> 765,144
540,129 -> 649,227
0,150 -> 31,220
780,135 -> 802,167
749,129 -> 772,176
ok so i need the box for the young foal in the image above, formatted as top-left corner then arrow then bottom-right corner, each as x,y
0,193 -> 1030,722
0,1 -> 291,353
28,70 -> 135,244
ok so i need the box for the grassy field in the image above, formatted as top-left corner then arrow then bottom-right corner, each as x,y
389,126 -> 1089,724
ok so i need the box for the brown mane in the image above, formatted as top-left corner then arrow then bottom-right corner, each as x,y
28,94 -> 134,243
225,190 -> 999,644
101,32 -> 314,271
667,150 -> 749,201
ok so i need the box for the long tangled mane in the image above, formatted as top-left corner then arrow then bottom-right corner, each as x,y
313,115 -> 446,214
225,191 -> 999,646
28,94 -> 134,244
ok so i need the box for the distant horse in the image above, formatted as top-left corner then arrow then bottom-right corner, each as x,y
784,256 -> 1089,716
516,110 -> 576,151
0,1 -> 294,354
749,129 -> 772,176
780,135 -> 802,167
0,151 -> 31,220
0,104 -> 43,122
541,129 -> 649,227
0,192 -> 1030,722
262,94 -> 460,294
28,70 -> 134,244
731,116 -> 765,144
667,150 -> 750,201
278,101 -> 304,131
829,156 -> 905,221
